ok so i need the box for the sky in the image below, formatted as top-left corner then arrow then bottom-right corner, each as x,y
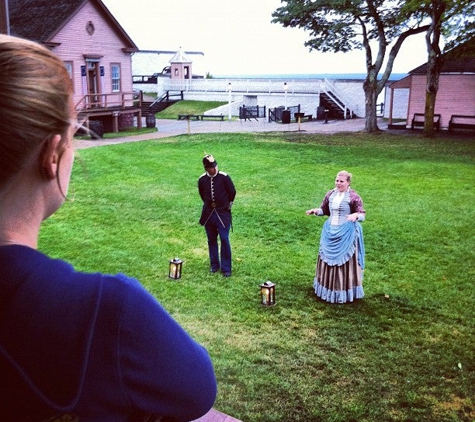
102,0 -> 428,77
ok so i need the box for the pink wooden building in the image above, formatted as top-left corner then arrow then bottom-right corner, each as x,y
387,38 -> 475,131
9,0 -> 141,133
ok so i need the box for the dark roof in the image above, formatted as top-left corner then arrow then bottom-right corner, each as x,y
410,37 -> 475,74
9,0 -> 86,42
8,0 -> 137,50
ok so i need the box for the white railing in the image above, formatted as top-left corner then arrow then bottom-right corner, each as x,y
135,77 -> 364,118
158,78 -> 324,95
320,79 -> 358,119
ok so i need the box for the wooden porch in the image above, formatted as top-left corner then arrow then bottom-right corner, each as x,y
76,92 -> 143,133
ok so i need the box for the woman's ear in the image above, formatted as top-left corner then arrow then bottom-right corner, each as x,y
40,134 -> 62,180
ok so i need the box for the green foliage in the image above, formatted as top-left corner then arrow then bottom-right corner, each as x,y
43,132 -> 475,422
156,100 -> 226,119
272,0 -> 413,53
402,0 -> 474,52
271,0 -> 432,132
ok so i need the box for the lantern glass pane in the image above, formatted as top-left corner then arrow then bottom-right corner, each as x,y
260,281 -> 275,306
169,258 -> 183,279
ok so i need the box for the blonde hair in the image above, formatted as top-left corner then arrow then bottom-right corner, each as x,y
337,170 -> 352,182
0,34 -> 73,190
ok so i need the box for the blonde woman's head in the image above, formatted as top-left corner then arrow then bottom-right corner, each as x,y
335,170 -> 352,192
0,34 -> 74,190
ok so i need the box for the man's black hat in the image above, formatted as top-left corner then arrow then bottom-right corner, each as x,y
203,154 -> 217,168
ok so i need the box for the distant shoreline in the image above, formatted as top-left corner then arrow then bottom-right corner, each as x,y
214,73 -> 407,81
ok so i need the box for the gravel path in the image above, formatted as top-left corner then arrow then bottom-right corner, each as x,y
74,117 -> 377,149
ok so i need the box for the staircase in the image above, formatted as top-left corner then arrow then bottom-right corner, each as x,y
319,92 -> 355,119
319,79 -> 358,119
142,91 -> 184,116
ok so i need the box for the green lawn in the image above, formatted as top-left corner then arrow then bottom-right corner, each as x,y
42,132 -> 474,421
156,100 -> 227,119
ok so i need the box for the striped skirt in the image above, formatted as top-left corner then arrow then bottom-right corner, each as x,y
313,246 -> 364,304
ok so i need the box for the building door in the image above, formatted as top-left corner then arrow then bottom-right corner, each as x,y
87,60 -> 101,107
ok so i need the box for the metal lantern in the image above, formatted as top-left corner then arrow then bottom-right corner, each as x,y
168,257 -> 183,280
260,281 -> 276,306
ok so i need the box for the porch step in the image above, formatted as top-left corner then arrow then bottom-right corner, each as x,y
191,408 -> 242,422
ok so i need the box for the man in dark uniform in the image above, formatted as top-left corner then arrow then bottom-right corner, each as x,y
198,154 -> 236,277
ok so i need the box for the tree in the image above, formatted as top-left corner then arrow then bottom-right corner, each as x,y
424,1 -> 445,137
272,0 -> 430,133
402,0 -> 474,137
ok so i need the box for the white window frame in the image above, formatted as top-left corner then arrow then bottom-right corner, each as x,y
111,64 -> 121,92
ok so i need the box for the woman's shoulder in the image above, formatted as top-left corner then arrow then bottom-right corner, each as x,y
348,188 -> 363,199
100,272 -> 153,306
0,245 -> 147,302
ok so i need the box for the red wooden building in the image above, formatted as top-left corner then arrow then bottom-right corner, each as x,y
8,0 -> 141,133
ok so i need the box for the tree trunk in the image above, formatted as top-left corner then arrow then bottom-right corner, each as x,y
424,38 -> 441,138
363,71 -> 380,133
423,0 -> 445,138
424,71 -> 438,138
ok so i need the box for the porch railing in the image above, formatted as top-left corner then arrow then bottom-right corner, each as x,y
75,92 -> 139,111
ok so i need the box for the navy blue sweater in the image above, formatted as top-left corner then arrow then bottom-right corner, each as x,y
0,245 -> 217,422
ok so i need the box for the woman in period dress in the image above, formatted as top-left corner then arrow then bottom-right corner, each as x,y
306,170 -> 366,303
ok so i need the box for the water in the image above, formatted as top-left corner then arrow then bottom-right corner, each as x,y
215,73 -> 407,81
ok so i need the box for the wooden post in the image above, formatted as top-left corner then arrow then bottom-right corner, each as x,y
388,87 -> 394,126
0,0 -> 10,35
112,112 -> 119,133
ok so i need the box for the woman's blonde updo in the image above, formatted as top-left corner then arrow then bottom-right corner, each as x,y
337,170 -> 352,183
0,34 -> 73,189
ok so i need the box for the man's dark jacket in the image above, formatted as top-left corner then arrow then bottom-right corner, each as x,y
198,171 -> 236,227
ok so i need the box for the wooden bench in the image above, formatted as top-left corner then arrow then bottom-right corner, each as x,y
200,114 -> 225,121
178,114 -> 225,121
448,115 -> 475,132
178,114 -> 200,121
411,113 -> 441,130
294,112 -> 313,123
